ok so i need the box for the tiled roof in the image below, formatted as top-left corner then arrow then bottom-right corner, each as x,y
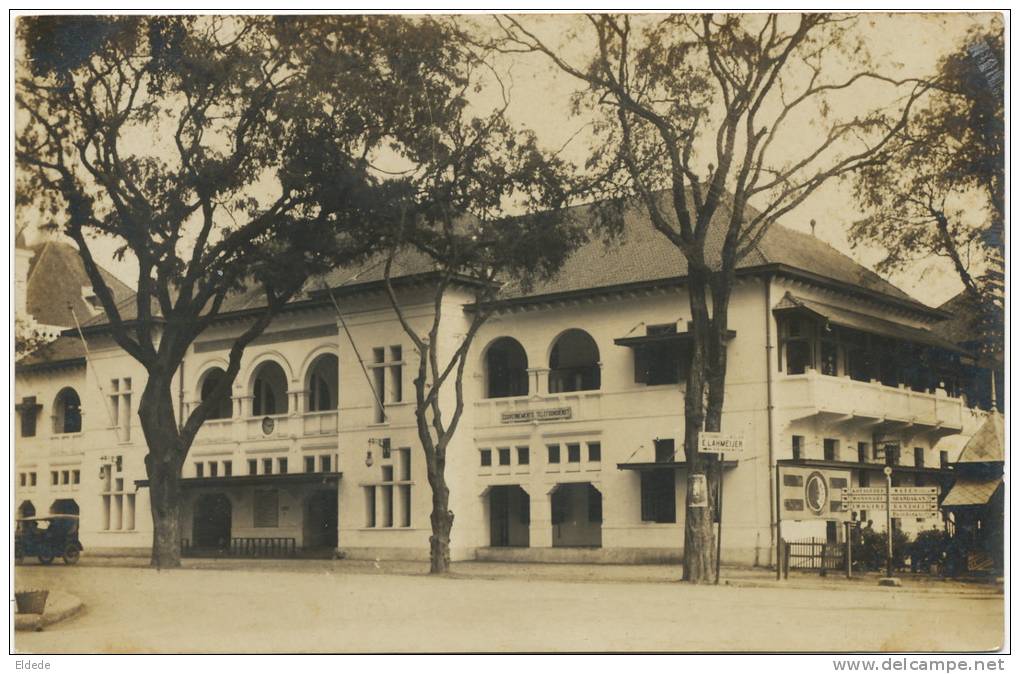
50,191 -> 933,338
17,335 -> 87,369
937,292 -> 982,345
941,477 -> 1003,507
25,239 -> 135,328
956,413 -> 1005,463
774,293 -> 967,354
499,192 -> 919,306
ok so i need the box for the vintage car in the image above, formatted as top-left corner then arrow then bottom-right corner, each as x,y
14,514 -> 83,565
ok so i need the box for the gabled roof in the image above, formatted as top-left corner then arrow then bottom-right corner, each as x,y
24,239 -> 134,328
956,413 -> 1005,463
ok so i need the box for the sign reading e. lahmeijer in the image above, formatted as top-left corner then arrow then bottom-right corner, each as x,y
698,432 -> 745,453
500,407 -> 572,424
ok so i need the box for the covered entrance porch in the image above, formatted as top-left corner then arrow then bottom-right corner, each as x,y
140,472 -> 342,558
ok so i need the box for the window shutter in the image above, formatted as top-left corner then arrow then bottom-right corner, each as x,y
640,472 -> 654,521
634,347 -> 650,383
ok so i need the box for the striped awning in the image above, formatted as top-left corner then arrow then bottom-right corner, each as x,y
941,477 -> 1003,507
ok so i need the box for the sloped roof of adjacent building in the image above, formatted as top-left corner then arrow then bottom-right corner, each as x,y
955,412 -> 1005,464
25,239 -> 135,328
17,335 -> 87,370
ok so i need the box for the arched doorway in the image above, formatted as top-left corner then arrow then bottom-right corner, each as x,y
485,337 -> 529,398
306,354 -> 339,412
50,499 -> 79,515
489,485 -> 530,547
549,329 -> 600,393
303,490 -> 338,550
199,367 -> 233,419
193,493 -> 232,550
251,361 -> 289,416
18,501 -> 36,518
53,387 -> 82,433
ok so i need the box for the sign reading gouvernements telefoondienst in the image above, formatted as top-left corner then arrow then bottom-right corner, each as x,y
698,432 -> 745,453
500,407 -> 572,424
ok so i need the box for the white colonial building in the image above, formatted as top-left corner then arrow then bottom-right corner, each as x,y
14,201 -> 991,565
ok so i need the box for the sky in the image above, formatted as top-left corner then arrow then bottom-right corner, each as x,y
16,11 -> 1003,309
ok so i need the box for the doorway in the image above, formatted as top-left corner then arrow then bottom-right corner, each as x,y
551,483 -> 602,547
193,493 -> 232,549
489,485 -> 530,547
304,489 -> 339,550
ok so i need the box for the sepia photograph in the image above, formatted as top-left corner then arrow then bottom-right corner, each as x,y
9,7 -> 1007,659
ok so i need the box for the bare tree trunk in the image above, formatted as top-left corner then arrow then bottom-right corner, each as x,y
428,476 -> 454,574
682,268 -> 716,583
147,460 -> 183,569
139,372 -> 186,569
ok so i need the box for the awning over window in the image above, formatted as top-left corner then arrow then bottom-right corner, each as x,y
617,460 -> 737,471
135,472 -> 342,489
614,330 -> 735,348
941,477 -> 1002,507
772,293 -> 969,355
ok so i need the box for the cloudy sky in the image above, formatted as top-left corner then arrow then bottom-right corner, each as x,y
17,11 -> 1001,308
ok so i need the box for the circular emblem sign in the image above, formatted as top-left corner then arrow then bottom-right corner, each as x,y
261,416 -> 275,435
804,471 -> 829,515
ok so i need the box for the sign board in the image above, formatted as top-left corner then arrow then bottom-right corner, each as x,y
779,466 -> 852,521
698,432 -> 745,454
688,474 -> 709,508
500,407 -> 572,424
841,486 -> 939,514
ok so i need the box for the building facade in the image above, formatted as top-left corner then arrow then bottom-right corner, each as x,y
14,207 -> 992,565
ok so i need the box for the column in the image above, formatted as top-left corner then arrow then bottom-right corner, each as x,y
529,485 -> 554,548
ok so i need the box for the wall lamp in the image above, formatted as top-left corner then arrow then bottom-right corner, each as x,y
366,438 -> 392,467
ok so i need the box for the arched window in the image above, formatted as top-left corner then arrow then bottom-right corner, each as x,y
549,329 -> 600,393
18,501 -> 35,518
200,367 -> 233,420
306,354 -> 339,412
252,361 -> 288,416
53,387 -> 82,434
485,337 -> 529,398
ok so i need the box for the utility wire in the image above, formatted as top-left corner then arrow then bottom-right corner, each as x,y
68,304 -> 117,428
317,263 -> 390,423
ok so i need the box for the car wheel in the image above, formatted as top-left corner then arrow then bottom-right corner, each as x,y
63,546 -> 81,565
38,555 -> 54,565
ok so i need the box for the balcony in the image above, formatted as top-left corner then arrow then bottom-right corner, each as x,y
192,410 -> 339,445
778,370 -> 964,436
48,432 -> 84,457
302,410 -> 338,436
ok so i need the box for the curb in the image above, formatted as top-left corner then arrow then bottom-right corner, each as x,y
14,591 -> 84,631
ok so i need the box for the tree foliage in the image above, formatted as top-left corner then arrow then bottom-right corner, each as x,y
14,15 -> 447,567
850,24 -> 1003,358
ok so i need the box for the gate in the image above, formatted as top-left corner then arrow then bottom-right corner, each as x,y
785,537 -> 845,573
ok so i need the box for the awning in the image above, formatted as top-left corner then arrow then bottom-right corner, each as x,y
772,293 -> 969,355
941,477 -> 1002,507
617,460 -> 737,472
135,472 -> 342,489
614,330 -> 735,348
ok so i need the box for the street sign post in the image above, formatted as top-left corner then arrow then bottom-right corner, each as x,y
698,432 -> 743,585
840,486 -> 939,515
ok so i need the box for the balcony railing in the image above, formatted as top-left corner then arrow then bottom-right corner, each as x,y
191,410 -> 340,445
778,370 -> 964,431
